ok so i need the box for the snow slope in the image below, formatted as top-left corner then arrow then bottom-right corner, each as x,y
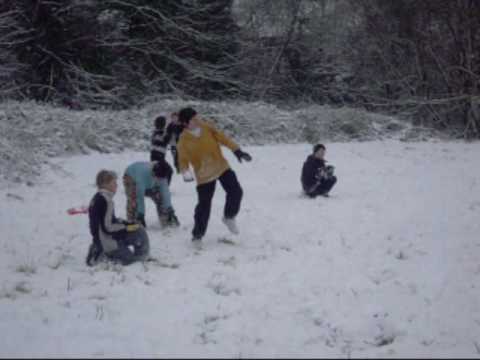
0,99 -> 430,184
1,141 -> 480,358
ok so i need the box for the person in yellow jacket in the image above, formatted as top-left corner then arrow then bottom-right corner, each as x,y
177,107 -> 252,243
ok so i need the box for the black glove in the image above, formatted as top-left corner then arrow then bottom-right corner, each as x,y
234,149 -> 252,163
136,213 -> 146,228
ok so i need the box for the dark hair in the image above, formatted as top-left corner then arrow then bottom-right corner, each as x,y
155,116 -> 166,130
178,107 -> 197,124
152,161 -> 169,178
313,144 -> 326,153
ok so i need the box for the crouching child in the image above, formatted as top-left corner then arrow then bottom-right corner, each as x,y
86,170 -> 150,266
301,144 -> 337,198
123,161 -> 180,228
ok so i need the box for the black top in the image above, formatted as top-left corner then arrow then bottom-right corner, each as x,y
301,155 -> 326,193
150,122 -> 184,161
88,191 -> 126,250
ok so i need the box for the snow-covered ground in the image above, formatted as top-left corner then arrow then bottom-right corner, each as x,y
1,140 -> 480,358
0,99 -> 433,184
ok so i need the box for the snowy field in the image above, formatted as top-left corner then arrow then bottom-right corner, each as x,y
1,140 -> 480,358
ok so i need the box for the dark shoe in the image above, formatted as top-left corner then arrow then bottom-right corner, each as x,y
86,243 -> 104,267
160,208 -> 180,227
192,235 -> 202,242
168,211 -> 180,227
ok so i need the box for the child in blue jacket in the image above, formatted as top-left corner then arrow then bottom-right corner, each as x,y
123,161 -> 179,228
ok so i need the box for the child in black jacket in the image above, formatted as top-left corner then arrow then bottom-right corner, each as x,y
150,113 -> 184,183
301,144 -> 337,198
86,170 -> 150,266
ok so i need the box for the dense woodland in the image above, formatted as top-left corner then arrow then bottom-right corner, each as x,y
0,0 -> 479,137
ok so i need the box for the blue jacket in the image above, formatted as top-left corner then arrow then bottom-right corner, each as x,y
125,162 -> 161,216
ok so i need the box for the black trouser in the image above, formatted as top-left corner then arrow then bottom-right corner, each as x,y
307,176 -> 337,198
106,227 -> 150,266
192,169 -> 243,239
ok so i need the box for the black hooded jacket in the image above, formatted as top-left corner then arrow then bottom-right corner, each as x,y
150,122 -> 184,161
301,155 -> 326,193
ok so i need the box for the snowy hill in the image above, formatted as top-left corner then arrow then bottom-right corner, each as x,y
1,141 -> 479,357
0,100 -> 436,185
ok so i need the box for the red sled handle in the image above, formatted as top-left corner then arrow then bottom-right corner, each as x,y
67,206 -> 88,215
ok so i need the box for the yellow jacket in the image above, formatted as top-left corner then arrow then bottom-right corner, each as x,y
177,120 -> 239,185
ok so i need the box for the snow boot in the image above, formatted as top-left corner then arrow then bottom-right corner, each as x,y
86,242 -> 104,267
222,217 -> 239,235
160,208 -> 180,228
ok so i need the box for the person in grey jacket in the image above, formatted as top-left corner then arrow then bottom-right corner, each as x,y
86,170 -> 150,266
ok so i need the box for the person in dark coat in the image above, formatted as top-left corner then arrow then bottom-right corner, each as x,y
150,113 -> 185,183
301,144 -> 337,198
166,112 -> 185,173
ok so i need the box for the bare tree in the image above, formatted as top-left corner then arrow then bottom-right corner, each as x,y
0,5 -> 34,99
344,0 -> 480,137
